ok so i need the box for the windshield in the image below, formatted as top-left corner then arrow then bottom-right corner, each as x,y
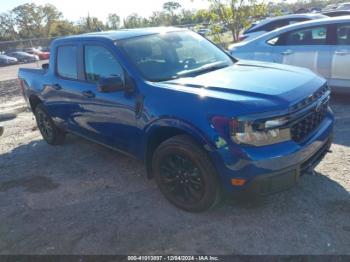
118,31 -> 234,81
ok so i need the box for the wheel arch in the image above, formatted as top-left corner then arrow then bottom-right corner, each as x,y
144,118 -> 216,179
28,94 -> 43,112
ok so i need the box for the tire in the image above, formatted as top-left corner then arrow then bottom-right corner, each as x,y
152,135 -> 222,212
34,103 -> 65,145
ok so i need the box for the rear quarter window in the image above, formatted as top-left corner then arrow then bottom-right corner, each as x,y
337,23 -> 350,45
56,45 -> 78,79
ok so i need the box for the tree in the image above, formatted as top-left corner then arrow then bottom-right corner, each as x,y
179,9 -> 196,25
123,13 -> 147,28
42,4 -> 62,37
163,1 -> 182,25
163,1 -> 182,16
194,9 -> 212,24
107,13 -> 121,29
50,20 -> 77,37
78,15 -> 105,33
12,3 -> 45,38
207,0 -> 267,42
148,11 -> 169,26
0,12 -> 17,41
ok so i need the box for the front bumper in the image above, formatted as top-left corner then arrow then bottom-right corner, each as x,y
212,109 -> 334,194
244,136 -> 331,196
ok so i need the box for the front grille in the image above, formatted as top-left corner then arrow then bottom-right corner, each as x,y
291,84 -> 330,112
291,103 -> 328,142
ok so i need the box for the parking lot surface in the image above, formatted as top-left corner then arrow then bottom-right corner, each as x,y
0,77 -> 349,255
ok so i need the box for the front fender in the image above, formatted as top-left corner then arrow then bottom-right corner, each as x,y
142,117 -> 230,185
143,117 -> 216,152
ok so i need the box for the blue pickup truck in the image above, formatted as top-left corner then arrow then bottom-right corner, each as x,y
18,27 -> 334,212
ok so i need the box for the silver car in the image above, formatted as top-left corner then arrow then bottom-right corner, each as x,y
0,54 -> 18,66
229,16 -> 350,93
238,13 -> 326,42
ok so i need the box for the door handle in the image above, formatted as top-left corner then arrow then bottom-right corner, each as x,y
82,90 -> 95,98
281,50 -> 294,55
52,83 -> 62,90
335,50 -> 350,55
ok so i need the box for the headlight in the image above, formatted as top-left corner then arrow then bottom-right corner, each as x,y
230,118 -> 291,146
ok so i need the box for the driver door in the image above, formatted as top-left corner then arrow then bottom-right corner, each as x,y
70,43 -> 139,153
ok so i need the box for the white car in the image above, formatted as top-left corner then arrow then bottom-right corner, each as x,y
337,2 -> 350,11
323,4 -> 338,11
238,13 -> 326,42
229,16 -> 350,93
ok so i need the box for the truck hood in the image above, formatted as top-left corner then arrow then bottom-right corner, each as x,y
159,60 -> 326,114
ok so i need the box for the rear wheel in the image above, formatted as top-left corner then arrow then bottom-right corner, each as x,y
34,103 -> 65,145
152,135 -> 222,212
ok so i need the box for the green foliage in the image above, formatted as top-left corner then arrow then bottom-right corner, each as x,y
0,0 -> 346,42
123,13 -> 147,28
49,20 -> 77,37
42,4 -> 62,37
12,3 -> 45,38
78,15 -> 106,33
0,12 -> 17,40
107,14 -> 121,30
207,0 -> 268,42
163,1 -> 182,15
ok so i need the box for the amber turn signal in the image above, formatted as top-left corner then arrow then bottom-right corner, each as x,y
231,178 -> 246,186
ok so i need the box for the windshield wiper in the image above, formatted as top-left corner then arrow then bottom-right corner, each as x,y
176,61 -> 230,77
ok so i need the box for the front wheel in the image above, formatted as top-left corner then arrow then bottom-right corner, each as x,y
34,103 -> 65,145
152,135 -> 222,212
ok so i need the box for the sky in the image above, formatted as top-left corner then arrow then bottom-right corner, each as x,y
0,0 -> 211,22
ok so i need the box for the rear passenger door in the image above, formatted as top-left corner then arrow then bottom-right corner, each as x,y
329,23 -> 350,89
272,25 -> 332,79
44,44 -> 82,128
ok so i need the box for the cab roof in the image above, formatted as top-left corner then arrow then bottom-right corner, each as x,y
54,27 -> 185,43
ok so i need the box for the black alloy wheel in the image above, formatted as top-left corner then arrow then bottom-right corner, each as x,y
152,135 -> 222,212
34,103 -> 65,145
159,153 -> 205,204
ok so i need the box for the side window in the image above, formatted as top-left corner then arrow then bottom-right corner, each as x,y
57,46 -> 78,79
264,20 -> 289,31
285,26 -> 327,45
337,24 -> 350,45
84,45 -> 124,82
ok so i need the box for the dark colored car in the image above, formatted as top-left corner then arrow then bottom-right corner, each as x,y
323,10 -> 350,17
18,28 -> 334,212
7,52 -> 39,63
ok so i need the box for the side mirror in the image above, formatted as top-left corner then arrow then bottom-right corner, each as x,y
97,76 -> 124,93
42,63 -> 49,70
